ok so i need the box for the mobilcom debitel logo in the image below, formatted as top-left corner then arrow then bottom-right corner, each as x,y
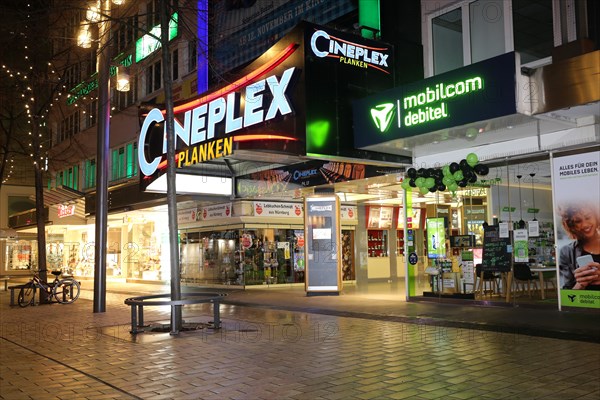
370,103 -> 396,133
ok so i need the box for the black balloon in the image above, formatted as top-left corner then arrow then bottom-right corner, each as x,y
429,187 -> 437,193
434,169 -> 444,179
463,170 -> 474,180
449,162 -> 460,173
409,179 -> 417,187
437,184 -> 446,191
474,164 -> 489,176
407,168 -> 417,179
417,168 -> 427,177
435,177 -> 443,186
427,168 -> 436,178
468,174 -> 478,183
458,179 -> 468,187
459,159 -> 469,169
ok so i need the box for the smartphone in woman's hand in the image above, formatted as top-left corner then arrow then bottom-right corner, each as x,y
576,254 -> 594,269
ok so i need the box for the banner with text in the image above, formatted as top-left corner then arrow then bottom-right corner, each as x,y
553,151 -> 600,309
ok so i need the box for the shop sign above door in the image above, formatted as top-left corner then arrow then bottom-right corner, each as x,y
353,52 -> 518,148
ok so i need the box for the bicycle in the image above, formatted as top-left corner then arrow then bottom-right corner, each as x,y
18,269 -> 81,307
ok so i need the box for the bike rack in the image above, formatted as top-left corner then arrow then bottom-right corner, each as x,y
124,292 -> 227,334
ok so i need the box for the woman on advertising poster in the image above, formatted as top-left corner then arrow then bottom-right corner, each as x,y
558,202 -> 600,290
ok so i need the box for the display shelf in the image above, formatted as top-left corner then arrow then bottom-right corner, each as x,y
396,230 -> 405,256
367,230 -> 388,257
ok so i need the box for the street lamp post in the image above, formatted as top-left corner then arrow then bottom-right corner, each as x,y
81,0 -> 127,313
93,0 -> 111,313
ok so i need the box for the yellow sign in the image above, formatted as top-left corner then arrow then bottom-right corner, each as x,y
177,137 -> 233,168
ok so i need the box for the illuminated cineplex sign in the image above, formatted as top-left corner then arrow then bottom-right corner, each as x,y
372,76 -> 484,131
138,67 -> 297,176
310,29 -> 389,73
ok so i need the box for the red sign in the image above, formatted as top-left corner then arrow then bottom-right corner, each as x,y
255,203 -> 263,215
294,205 -> 302,216
57,204 -> 76,218
241,234 -> 252,249
297,235 -> 305,248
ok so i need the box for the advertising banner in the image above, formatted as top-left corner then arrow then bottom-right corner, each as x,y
177,208 -> 198,224
367,206 -> 393,229
513,229 -> 529,262
253,202 -> 303,218
200,203 -> 232,221
212,0 -> 356,75
426,218 -> 446,259
553,151 -> 600,309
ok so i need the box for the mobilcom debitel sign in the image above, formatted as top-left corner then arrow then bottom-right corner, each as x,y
353,52 -> 518,148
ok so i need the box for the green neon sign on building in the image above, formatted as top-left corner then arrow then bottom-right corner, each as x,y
136,12 -> 179,63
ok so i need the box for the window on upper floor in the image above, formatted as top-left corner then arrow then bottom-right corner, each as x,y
428,0 -> 555,75
172,48 -> 179,80
188,39 -> 197,73
57,111 -> 80,145
145,60 -> 162,94
84,158 -> 96,190
64,63 -> 81,89
116,14 -> 139,53
55,165 -> 79,190
84,100 -> 98,130
146,0 -> 160,29
512,0 -> 554,65
111,142 -> 138,182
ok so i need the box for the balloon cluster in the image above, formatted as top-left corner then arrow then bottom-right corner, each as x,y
401,153 -> 489,195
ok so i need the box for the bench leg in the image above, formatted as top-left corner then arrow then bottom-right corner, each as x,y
138,306 -> 144,327
213,301 -> 221,329
130,305 -> 139,334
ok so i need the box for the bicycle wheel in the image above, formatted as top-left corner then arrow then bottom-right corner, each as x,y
18,282 -> 35,307
53,278 -> 81,304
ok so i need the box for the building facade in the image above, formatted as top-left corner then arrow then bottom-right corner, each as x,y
3,0 -> 599,310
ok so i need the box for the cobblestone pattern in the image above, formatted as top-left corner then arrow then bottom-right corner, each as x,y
1,291 -> 599,400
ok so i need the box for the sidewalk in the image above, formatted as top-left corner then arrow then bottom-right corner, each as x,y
1,280 -> 599,399
71,279 -> 600,343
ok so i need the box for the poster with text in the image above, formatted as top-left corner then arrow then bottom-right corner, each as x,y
552,151 -> 600,309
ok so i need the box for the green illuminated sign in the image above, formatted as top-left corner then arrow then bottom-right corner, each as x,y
401,77 -> 482,127
370,103 -> 395,132
67,55 -> 133,105
353,52 -> 518,148
135,12 -> 179,62
367,77 -> 483,131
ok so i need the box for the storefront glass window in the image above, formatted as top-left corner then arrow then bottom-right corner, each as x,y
180,228 -> 313,286
4,239 -> 37,270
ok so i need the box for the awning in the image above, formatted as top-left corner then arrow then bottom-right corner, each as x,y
34,186 -> 85,207
0,228 -> 18,239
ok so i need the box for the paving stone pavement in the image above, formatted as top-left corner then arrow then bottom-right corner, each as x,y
1,288 -> 599,400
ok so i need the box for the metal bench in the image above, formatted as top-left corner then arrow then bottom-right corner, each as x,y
0,277 -> 9,291
124,292 -> 227,334
9,284 -> 31,306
